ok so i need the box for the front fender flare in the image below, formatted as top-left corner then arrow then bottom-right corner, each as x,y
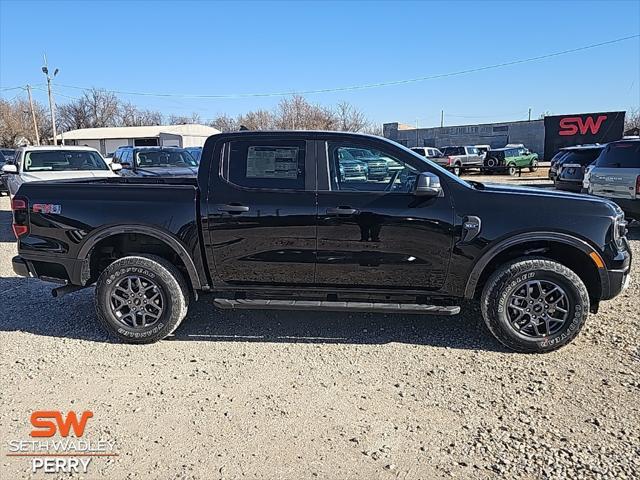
463,231 -> 608,299
77,224 -> 202,290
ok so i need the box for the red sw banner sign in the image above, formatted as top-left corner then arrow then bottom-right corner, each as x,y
558,115 -> 608,136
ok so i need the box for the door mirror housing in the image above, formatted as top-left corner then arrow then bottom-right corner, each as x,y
415,172 -> 443,197
110,162 -> 122,172
1,164 -> 18,174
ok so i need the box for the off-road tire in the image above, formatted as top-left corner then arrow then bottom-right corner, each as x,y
529,159 -> 539,172
452,163 -> 461,176
507,163 -> 517,176
480,258 -> 590,353
95,255 -> 189,344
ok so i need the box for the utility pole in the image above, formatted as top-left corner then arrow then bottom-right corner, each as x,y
440,110 -> 444,128
528,108 -> 532,122
42,55 -> 60,145
26,85 -> 40,146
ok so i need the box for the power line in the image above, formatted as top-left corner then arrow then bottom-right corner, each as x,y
48,34 -> 639,100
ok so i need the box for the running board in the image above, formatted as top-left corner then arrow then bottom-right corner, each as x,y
213,299 -> 460,315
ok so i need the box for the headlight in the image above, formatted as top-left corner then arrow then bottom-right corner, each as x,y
613,214 -> 627,250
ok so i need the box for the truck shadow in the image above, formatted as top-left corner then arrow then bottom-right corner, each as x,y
0,277 -> 507,352
0,210 -> 15,242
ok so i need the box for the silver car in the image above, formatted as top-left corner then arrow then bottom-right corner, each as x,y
588,139 -> 640,220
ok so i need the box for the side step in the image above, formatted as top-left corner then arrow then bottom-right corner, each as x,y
213,299 -> 460,316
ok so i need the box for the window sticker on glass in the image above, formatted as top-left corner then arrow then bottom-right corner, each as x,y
246,146 -> 299,179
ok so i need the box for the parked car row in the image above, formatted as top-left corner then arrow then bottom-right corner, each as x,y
411,144 -> 538,176
0,145 -> 201,196
549,139 -> 639,220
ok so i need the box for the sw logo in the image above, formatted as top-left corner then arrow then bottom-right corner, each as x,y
30,410 -> 93,437
558,115 -> 607,136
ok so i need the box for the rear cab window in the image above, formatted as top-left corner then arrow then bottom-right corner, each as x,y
595,142 -> 640,168
225,140 -> 306,190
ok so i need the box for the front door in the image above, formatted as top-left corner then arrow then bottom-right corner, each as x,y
205,136 -> 317,286
315,140 -> 454,291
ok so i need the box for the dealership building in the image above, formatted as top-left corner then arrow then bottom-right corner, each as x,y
383,111 -> 625,160
55,124 -> 220,155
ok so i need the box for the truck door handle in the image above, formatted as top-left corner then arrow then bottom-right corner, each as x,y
326,207 -> 358,215
218,204 -> 249,213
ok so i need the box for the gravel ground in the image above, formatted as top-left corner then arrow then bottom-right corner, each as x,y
0,194 -> 638,480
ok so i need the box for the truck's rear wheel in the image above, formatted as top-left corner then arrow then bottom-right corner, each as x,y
95,255 -> 189,344
480,258 -> 589,353
452,163 -> 461,176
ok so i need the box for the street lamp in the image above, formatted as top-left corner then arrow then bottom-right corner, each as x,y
42,59 -> 60,145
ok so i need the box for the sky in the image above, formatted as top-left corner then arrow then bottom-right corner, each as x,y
1,0 -> 639,128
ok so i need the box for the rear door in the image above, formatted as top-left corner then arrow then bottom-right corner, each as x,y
204,135 -> 318,286
590,141 -> 640,200
315,139 -> 454,291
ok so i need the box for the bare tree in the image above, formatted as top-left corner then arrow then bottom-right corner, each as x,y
119,102 -> 163,126
624,107 -> 640,134
335,102 -> 369,132
239,109 -> 277,130
208,114 -> 240,132
0,97 -> 51,146
58,88 -> 120,130
168,112 -> 202,125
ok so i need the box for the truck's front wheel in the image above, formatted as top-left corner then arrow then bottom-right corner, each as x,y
95,255 -> 189,344
480,258 -> 590,353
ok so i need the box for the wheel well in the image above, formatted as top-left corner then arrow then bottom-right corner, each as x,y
473,240 -> 602,301
86,233 -> 192,290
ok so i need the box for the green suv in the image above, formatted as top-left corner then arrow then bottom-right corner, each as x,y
484,146 -> 539,176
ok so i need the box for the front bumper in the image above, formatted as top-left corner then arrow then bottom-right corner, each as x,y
602,240 -> 632,300
610,198 -> 640,220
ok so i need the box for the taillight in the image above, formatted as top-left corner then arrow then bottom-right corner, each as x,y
636,175 -> 640,195
11,196 -> 29,238
447,156 -> 454,165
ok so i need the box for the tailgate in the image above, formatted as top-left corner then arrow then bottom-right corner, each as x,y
590,168 -> 637,200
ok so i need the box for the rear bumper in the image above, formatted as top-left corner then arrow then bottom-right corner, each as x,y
555,179 -> 583,192
12,254 -> 84,285
12,256 -> 30,278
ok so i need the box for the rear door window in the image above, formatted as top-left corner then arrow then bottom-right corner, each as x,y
562,149 -> 603,166
595,142 -> 640,168
226,140 -> 306,190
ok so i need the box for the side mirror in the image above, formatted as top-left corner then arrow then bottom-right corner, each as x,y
110,163 -> 122,172
415,172 -> 442,197
120,162 -> 131,169
1,164 -> 18,174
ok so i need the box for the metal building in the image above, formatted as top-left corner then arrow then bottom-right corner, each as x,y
55,124 -> 220,155
383,119 -> 545,156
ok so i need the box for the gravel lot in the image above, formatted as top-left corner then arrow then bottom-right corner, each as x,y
1,193 -> 638,480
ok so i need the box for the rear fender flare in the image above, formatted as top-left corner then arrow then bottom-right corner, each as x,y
77,225 -> 202,290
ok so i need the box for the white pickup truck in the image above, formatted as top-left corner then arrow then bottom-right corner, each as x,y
2,146 -> 121,196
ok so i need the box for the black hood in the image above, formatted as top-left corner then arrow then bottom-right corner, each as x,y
478,182 -> 621,215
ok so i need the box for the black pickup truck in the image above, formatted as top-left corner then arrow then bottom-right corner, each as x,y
9,132 -> 632,352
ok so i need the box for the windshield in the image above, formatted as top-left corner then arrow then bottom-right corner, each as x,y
595,142 -> 640,168
23,150 -> 108,172
441,146 -> 464,156
346,148 -> 374,159
187,148 -> 202,163
135,149 -> 198,168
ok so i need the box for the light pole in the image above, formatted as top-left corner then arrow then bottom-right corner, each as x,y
42,57 -> 59,145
